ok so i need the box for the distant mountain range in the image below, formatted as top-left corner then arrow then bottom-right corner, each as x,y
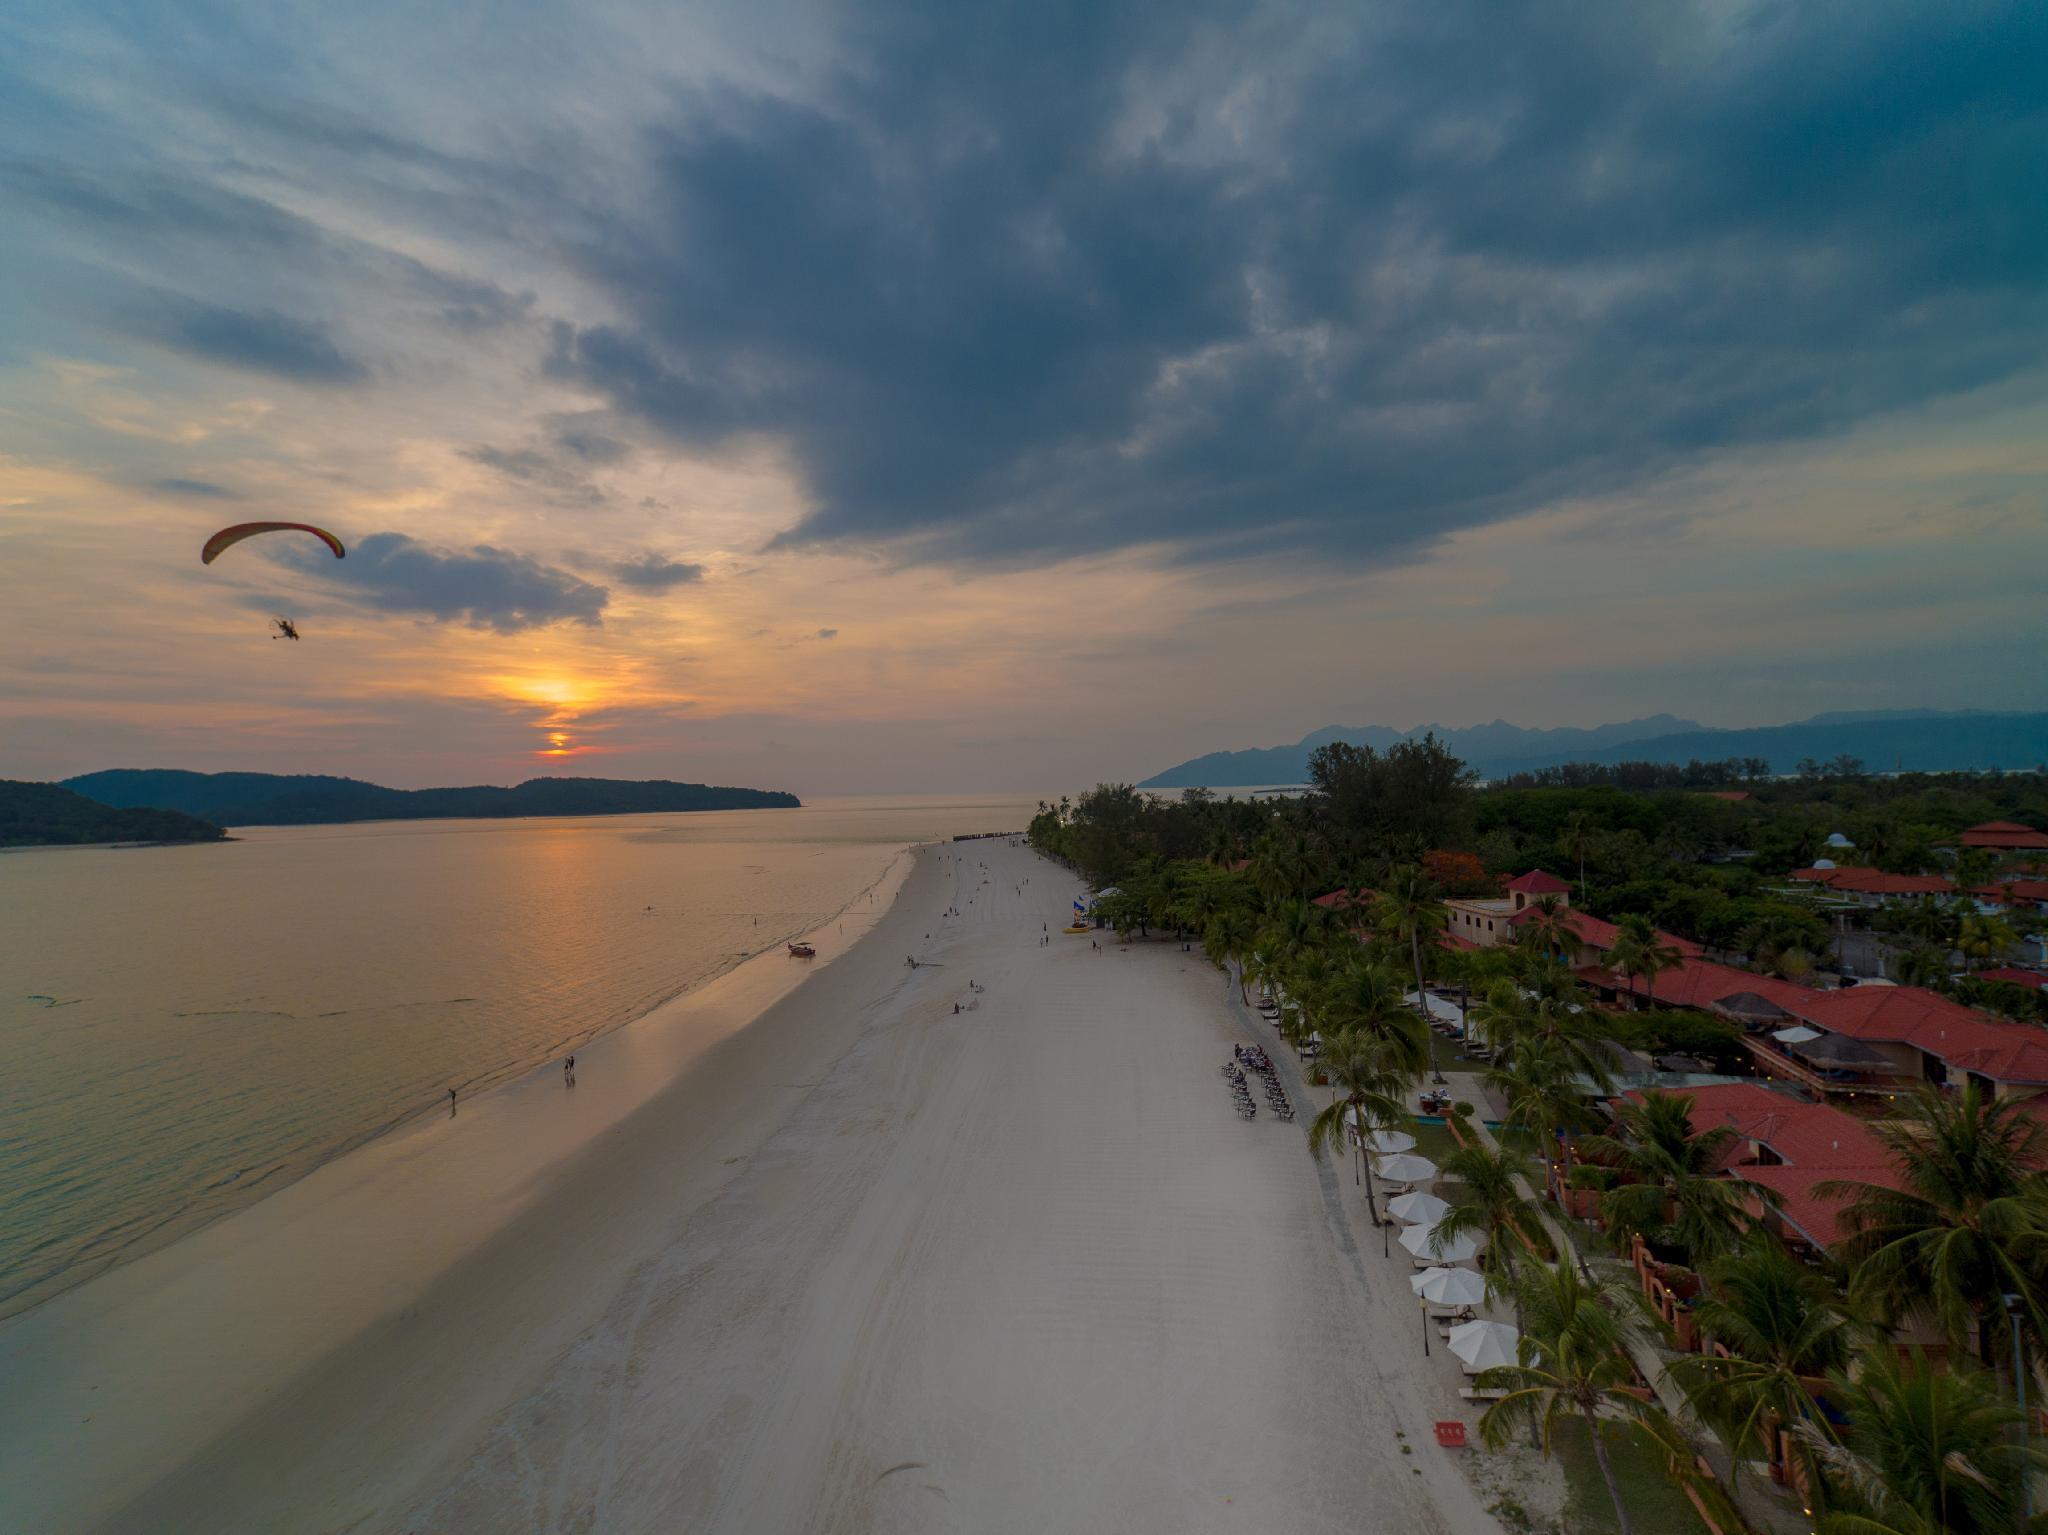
1137,710 -> 2048,788
63,770 -> 800,828
2,780 -> 227,848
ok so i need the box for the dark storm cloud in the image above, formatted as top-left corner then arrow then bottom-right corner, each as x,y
287,532 -> 608,632
611,553 -> 705,590
130,292 -> 366,383
541,1 -> 2048,567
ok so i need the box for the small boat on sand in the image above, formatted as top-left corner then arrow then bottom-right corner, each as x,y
787,941 -> 816,958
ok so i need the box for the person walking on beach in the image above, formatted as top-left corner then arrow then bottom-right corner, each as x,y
448,1087 -> 457,1112
564,1055 -> 576,1085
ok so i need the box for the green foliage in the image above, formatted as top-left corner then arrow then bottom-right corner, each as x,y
1599,1010 -> 1746,1067
1307,733 -> 1476,861
1581,1093 -> 1764,1263
0,780 -> 227,847
1802,1349 -> 2046,1535
1821,1084 -> 2048,1368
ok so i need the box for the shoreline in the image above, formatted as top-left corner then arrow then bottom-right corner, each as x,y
0,836 -> 910,1325
0,841 -> 927,1534
7,835 -> 1502,1534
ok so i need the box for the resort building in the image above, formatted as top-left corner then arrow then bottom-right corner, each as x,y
1580,954 -> 2048,1106
1976,966 -> 2048,992
1619,1083 -> 1902,1257
1957,819 -> 2048,852
1973,877 -> 2048,913
1443,870 -> 1701,960
1786,865 -> 1955,904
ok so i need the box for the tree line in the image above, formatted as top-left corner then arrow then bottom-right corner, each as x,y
1028,739 -> 2048,1532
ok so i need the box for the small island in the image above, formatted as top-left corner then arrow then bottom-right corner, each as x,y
1,780 -> 230,848
60,769 -> 801,829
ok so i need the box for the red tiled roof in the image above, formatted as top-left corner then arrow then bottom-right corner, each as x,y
1976,967 -> 2048,991
1311,887 -> 1377,911
1976,880 -> 2048,905
1731,1163 -> 1900,1251
1631,1081 -> 1887,1163
1961,821 -> 2048,850
1505,869 -> 1571,895
1790,987 -> 2048,1086
1790,866 -> 1955,896
1504,905 -> 1703,959
1584,953 -> 1804,1014
1623,1083 -> 1901,1249
1438,930 -> 1483,952
1701,790 -> 1751,802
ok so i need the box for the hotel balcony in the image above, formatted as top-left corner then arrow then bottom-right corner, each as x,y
1739,1035 -> 1917,1098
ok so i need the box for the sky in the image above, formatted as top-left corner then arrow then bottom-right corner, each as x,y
2,1 -> 2045,796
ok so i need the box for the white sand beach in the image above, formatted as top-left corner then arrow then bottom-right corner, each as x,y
3,839 -> 1505,1534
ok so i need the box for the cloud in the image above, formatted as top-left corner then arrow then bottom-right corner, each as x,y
462,420 -> 629,504
287,532 -> 608,632
151,477 -> 239,498
611,553 -> 705,591
535,1 -> 2048,570
129,293 -> 367,383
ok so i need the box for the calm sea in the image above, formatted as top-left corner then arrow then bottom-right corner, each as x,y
0,793 -> 1041,1317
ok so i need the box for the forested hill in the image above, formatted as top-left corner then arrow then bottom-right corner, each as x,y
63,770 -> 801,828
1141,710 -> 2048,787
1,780 -> 229,847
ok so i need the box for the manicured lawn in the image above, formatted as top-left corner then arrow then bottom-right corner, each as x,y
1552,1419 -> 1708,1535
1409,1118 -> 1462,1165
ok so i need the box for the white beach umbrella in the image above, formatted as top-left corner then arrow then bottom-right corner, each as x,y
1366,1128 -> 1418,1154
1447,1319 -> 1520,1372
1411,1267 -> 1490,1307
1398,1222 -> 1480,1264
1387,1191 -> 1452,1226
1373,1153 -> 1439,1186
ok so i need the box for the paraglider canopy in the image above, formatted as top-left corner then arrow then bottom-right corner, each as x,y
201,522 -> 346,565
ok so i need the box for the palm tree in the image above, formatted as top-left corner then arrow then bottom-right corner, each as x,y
1435,1141 -> 1543,1324
1278,944 -> 1341,1047
1891,945 -> 1950,989
1203,908 -> 1254,1002
1821,1083 -> 2048,1368
1477,1255 -> 1652,1535
1516,894 -> 1583,966
1797,1348 -> 2045,1535
1581,1092 -> 1767,1263
1605,915 -> 1685,1010
1486,1041 -> 1604,1197
1375,866 -> 1449,1080
1560,813 -> 1594,902
1957,912 -> 2019,972
1670,1235 -> 1859,1505
1478,980 -> 1611,1086
1306,1029 -> 1412,1212
1762,943 -> 1815,983
1320,957 -> 1432,1078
